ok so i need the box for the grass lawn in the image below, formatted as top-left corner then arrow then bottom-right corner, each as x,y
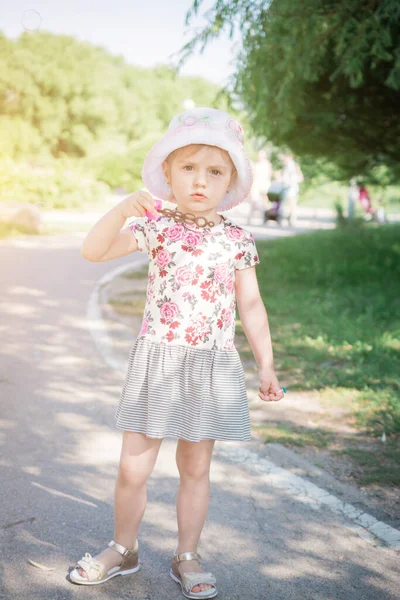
249,221 -> 400,435
235,220 -> 400,487
299,181 -> 400,215
0,222 -> 37,239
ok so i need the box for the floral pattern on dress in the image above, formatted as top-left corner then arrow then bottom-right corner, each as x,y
139,309 -> 156,337
181,230 -> 204,256
152,247 -> 177,277
169,262 -> 204,292
128,215 -> 260,350
217,304 -> 235,331
185,313 -> 213,346
200,261 -> 235,303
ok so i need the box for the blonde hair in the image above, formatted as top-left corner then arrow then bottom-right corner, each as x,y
163,144 -> 237,202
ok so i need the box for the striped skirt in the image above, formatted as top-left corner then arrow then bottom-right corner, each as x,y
115,337 -> 251,442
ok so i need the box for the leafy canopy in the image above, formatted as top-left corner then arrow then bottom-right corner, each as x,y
182,0 -> 400,184
0,30 -> 229,161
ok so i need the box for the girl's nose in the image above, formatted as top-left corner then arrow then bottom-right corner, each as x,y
193,171 -> 207,187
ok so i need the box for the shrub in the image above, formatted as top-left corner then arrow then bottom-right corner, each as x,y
0,159 -> 109,209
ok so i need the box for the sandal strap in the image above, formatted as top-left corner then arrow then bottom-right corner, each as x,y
181,572 -> 217,594
174,551 -> 202,563
108,539 -> 136,557
76,553 -> 106,581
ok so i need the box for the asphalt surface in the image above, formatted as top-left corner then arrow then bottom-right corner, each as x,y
0,225 -> 399,600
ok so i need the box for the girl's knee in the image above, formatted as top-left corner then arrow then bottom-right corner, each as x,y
117,461 -> 150,488
176,449 -> 214,481
117,432 -> 162,486
178,462 -> 211,481
176,440 -> 214,480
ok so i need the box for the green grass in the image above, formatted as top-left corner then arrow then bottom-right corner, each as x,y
0,222 -> 39,239
253,422 -> 400,485
108,296 -> 146,316
299,181 -> 400,214
299,181 -> 347,209
121,266 -> 149,279
253,423 -> 334,448
251,221 -> 400,437
333,444 -> 400,486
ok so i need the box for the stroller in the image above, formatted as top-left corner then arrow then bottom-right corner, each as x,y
264,181 -> 286,224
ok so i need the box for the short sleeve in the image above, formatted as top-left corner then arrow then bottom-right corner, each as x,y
235,232 -> 260,270
128,217 -> 149,254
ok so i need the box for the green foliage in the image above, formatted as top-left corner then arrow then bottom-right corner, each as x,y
0,30 -> 228,162
0,159 -> 108,208
183,0 -> 400,184
84,132 -> 163,191
335,444 -> 400,485
253,422 -> 334,448
0,115 -> 46,158
0,30 -> 240,195
254,223 -> 400,436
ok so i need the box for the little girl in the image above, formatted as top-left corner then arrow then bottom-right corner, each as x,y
69,107 -> 285,598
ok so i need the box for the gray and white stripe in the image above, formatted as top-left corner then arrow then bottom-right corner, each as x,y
115,337 -> 252,442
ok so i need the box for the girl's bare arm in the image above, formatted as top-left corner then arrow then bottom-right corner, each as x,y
81,204 -> 138,262
236,266 -> 284,402
81,191 -> 158,262
235,266 -> 274,370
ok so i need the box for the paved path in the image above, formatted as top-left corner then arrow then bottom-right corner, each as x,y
42,198 -> 338,242
0,229 -> 399,600
41,193 -> 400,241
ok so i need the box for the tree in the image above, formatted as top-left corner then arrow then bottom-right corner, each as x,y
0,30 -> 243,195
181,0 -> 400,184
0,30 -> 228,160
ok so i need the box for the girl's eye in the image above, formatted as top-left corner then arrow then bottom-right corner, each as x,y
183,165 -> 193,171
211,170 -> 222,176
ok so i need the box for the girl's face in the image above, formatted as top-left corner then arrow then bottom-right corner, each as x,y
162,145 -> 235,216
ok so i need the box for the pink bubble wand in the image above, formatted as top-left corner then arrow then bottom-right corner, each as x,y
145,198 -> 163,219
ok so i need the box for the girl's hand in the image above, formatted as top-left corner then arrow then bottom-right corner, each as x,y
119,190 -> 159,220
258,367 -> 285,402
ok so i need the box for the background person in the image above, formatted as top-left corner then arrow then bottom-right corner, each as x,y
247,149 -> 272,225
278,152 -> 303,227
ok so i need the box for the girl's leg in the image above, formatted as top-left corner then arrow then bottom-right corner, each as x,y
78,431 -> 163,578
175,438 -> 215,593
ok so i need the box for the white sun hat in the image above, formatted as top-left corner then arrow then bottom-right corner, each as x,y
142,107 -> 253,212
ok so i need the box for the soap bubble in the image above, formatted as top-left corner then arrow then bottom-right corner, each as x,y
21,9 -> 42,32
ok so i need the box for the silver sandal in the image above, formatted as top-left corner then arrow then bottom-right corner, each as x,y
170,551 -> 218,599
69,539 -> 140,585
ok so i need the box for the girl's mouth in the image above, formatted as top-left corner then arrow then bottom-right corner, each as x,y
191,193 -> 206,199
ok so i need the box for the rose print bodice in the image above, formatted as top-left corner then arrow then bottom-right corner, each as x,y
129,215 -> 260,350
